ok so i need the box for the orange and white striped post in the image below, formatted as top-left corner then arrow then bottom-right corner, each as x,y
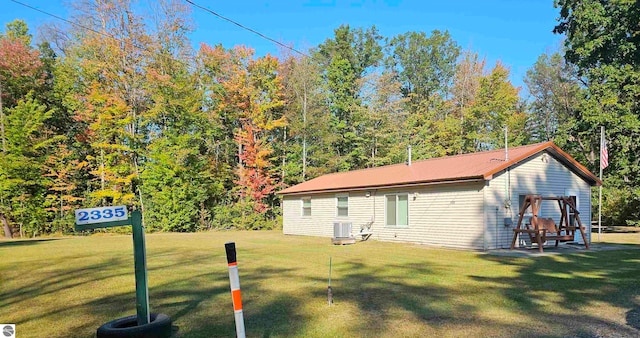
225,242 -> 246,338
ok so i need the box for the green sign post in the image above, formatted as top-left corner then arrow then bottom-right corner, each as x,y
75,207 -> 150,325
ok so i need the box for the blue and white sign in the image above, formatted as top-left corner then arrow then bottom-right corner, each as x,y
75,206 -> 128,225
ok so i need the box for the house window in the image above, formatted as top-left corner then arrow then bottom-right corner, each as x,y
336,194 -> 348,217
386,194 -> 408,226
301,198 -> 311,217
518,194 -> 533,216
567,195 -> 578,227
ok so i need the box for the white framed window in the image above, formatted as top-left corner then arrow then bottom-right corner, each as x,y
518,194 -> 533,217
301,197 -> 311,217
564,189 -> 580,241
336,194 -> 349,217
385,194 -> 408,227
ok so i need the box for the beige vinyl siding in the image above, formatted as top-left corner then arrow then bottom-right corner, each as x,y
283,193 -> 350,237
283,192 -> 372,237
373,183 -> 485,249
283,182 -> 485,250
282,151 -> 592,251
485,152 -> 592,249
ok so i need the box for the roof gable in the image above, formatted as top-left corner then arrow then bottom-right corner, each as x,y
278,142 -> 601,195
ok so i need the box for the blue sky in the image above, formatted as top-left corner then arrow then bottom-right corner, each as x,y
2,0 -> 563,91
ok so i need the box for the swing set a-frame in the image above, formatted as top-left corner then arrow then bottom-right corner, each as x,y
510,194 -> 589,253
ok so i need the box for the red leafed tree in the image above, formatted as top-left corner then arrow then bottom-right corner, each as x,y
0,37 -> 43,106
234,122 -> 278,213
201,45 -> 286,216
0,36 -> 43,153
0,38 -> 42,77
0,34 -> 43,238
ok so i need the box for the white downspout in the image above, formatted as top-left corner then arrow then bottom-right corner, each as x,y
483,181 -> 488,251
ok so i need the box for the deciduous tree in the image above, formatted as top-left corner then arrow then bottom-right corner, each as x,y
554,0 -> 640,225
386,30 -> 460,106
0,94 -> 56,237
315,25 -> 383,171
524,52 -> 581,142
0,21 -> 44,238
464,63 -> 527,151
279,54 -> 331,183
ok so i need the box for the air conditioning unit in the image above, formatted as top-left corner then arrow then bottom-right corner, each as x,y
333,222 -> 352,239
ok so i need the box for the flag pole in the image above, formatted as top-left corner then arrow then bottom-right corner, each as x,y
598,126 -> 603,241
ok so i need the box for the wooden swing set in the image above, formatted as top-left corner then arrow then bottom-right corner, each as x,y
510,195 -> 589,253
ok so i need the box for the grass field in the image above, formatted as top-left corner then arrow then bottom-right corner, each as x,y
1,231 -> 640,338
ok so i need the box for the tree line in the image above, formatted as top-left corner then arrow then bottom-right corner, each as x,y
0,0 -> 637,237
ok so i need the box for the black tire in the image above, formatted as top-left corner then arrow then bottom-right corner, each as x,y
96,313 -> 172,338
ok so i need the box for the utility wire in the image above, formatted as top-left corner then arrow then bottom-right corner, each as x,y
11,0 -> 308,60
9,0 -> 198,64
184,0 -> 310,58
9,0 -> 151,53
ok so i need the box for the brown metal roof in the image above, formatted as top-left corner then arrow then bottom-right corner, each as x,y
278,141 -> 601,195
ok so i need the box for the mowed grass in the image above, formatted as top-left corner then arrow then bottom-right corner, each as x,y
1,231 -> 640,338
593,227 -> 640,245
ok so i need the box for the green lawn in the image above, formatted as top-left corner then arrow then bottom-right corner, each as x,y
1,231 -> 640,337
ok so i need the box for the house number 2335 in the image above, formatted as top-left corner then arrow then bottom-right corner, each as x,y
75,206 -> 128,225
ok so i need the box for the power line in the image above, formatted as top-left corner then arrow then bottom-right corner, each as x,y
184,0 -> 310,58
10,0 -> 309,60
8,0 -> 200,64
9,0 -> 155,54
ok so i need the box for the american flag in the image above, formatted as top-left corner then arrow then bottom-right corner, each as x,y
601,137 -> 609,170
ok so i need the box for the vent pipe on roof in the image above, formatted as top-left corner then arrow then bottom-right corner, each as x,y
407,145 -> 412,166
504,125 -> 511,209
504,126 -> 509,161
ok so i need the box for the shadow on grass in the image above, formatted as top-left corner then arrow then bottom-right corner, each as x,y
304,246 -> 640,336
605,227 -> 640,234
329,260 -> 506,335
0,248 -> 212,310
473,250 -> 640,337
627,308 -> 640,330
0,238 -> 67,247
152,266 -> 308,337
8,233 -> 639,337
4,246 -> 309,338
180,295 -> 305,338
0,255 -> 130,309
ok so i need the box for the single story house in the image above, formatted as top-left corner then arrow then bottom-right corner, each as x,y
278,142 -> 601,250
